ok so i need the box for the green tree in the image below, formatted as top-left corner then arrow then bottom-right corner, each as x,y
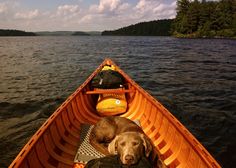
176,0 -> 190,14
174,0 -> 191,34
173,0 -> 236,37
186,0 -> 200,33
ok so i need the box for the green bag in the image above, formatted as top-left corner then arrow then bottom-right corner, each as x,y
85,155 -> 153,168
91,70 -> 124,89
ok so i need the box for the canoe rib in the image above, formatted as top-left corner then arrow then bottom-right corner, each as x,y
9,59 -> 221,168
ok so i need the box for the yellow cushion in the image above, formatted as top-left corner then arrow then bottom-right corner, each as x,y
96,90 -> 127,116
101,65 -> 116,71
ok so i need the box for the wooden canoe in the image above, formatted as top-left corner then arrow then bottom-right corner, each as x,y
9,59 -> 221,168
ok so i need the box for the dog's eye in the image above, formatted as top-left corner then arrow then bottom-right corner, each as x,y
120,142 -> 125,147
132,142 -> 139,146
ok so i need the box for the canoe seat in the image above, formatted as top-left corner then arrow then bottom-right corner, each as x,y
74,124 -> 105,164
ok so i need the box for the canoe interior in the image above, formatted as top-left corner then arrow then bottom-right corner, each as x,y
9,59 -> 221,168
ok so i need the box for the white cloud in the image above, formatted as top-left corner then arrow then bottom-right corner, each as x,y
14,9 -> 39,19
0,3 -> 8,14
97,0 -> 121,12
117,3 -> 130,12
90,0 -> 129,14
56,4 -> 79,16
125,0 -> 176,22
47,4 -> 81,22
153,1 -> 176,19
80,14 -> 93,23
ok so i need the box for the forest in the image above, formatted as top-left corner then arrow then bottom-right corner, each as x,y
102,0 -> 235,38
173,0 -> 236,38
0,29 -> 36,36
72,31 -> 90,36
102,19 -> 173,36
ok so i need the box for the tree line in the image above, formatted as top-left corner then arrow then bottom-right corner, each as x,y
102,19 -> 173,36
173,0 -> 236,38
0,29 -> 36,36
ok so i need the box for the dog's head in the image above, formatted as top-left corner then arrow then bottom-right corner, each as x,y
108,132 -> 152,165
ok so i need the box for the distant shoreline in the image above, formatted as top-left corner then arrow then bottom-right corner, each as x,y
0,28 -> 235,39
102,19 -> 173,36
35,31 -> 101,36
0,29 -> 101,36
173,33 -> 236,40
0,29 -> 36,36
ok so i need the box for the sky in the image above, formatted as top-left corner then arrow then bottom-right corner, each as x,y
0,0 -> 177,32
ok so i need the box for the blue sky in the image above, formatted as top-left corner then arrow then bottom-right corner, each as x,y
0,0 -> 177,31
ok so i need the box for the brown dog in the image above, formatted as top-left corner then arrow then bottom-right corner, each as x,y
89,116 -> 153,165
108,132 -> 152,165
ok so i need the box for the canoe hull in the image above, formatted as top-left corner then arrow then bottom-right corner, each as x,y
9,59 -> 221,168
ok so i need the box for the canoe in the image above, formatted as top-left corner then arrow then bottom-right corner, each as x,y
9,59 -> 221,168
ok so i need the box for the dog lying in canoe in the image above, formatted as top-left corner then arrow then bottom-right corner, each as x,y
89,116 -> 164,167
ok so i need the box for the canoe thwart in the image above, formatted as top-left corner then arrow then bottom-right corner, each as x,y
85,89 -> 136,94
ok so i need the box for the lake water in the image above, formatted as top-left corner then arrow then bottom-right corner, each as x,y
0,36 -> 235,167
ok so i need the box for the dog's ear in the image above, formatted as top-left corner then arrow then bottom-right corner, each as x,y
140,134 -> 152,157
108,135 -> 119,154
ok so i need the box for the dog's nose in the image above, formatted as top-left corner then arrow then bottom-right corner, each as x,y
125,155 -> 134,163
